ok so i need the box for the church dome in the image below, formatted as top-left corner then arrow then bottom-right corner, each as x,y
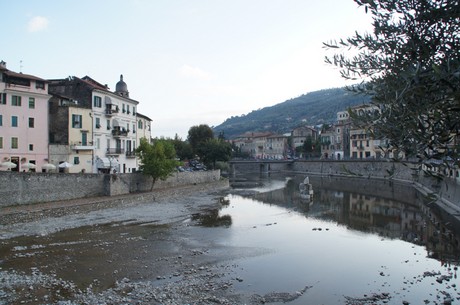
115,74 -> 129,97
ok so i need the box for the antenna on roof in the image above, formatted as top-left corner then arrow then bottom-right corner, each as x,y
20,60 -> 23,73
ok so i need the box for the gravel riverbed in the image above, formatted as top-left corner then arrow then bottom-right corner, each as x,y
0,180 -> 310,305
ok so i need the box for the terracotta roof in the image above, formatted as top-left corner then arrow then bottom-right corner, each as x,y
80,76 -> 109,91
137,112 -> 153,121
3,69 -> 47,82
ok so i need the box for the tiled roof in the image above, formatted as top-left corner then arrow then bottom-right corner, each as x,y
3,69 -> 47,82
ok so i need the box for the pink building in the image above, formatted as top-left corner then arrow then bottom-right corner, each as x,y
0,61 -> 50,172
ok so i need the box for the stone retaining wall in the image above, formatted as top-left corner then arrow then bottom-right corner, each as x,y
0,170 -> 221,208
230,160 -> 460,211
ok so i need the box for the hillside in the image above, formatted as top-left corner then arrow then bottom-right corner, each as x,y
213,87 -> 370,139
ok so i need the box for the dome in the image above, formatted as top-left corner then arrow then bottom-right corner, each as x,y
115,74 -> 129,97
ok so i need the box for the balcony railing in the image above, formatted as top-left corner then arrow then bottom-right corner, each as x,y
107,148 -> 125,155
105,106 -> 119,116
70,141 -> 95,150
126,150 -> 136,158
112,127 -> 128,137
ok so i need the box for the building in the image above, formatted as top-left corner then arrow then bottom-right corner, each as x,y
0,61 -> 51,172
291,126 -> 317,150
48,75 -> 140,173
48,94 -> 94,173
232,132 -> 273,159
136,112 -> 153,145
265,134 -> 288,159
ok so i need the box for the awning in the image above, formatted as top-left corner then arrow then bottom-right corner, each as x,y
112,119 -> 121,127
96,157 -> 119,169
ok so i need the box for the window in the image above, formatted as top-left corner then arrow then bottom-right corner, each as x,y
127,105 -> 130,114
138,120 -> 143,129
36,81 -> 45,89
82,132 -> 88,146
72,114 -> 82,128
95,117 -> 101,129
74,156 -> 80,165
106,119 -> 111,130
0,137 -> 3,149
10,77 -> 30,87
0,93 -> 6,105
0,115 -> 2,126
29,98 -> 35,109
133,123 -> 136,133
29,144 -> 34,151
133,107 -> 136,115
11,137 -> 18,149
12,95 -> 21,106
122,104 -> 126,113
29,117 -> 34,128
93,96 -> 102,108
12,116 -> 18,127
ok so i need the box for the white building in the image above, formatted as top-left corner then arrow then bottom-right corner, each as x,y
48,75 -> 141,173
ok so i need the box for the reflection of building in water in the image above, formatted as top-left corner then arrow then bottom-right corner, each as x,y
346,192 -> 426,240
249,176 -> 460,262
417,200 -> 460,262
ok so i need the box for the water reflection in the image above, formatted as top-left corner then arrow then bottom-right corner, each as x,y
192,210 -> 232,227
224,174 -> 460,304
230,174 -> 460,262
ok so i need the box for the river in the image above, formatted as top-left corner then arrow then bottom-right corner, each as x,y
1,174 -> 460,304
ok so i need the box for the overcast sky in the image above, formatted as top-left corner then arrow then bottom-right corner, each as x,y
2,0 -> 372,139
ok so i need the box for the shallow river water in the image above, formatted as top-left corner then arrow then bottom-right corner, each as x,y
217,175 -> 460,304
2,174 -> 460,304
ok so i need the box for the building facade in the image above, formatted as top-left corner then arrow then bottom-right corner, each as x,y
48,94 -> 95,173
48,75 -> 140,173
291,126 -> 317,150
265,134 -> 288,159
0,61 -> 51,172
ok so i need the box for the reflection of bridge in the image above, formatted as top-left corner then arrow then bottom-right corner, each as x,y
229,160 -> 294,176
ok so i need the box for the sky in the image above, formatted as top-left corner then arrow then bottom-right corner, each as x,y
1,0 -> 373,139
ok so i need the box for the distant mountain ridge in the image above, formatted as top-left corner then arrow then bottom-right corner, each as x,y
213,87 -> 370,139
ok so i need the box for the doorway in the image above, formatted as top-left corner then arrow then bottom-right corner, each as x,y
10,157 -> 19,172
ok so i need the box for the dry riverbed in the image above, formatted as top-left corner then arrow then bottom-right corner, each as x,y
0,180 -> 310,305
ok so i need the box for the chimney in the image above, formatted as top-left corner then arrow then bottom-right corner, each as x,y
0,61 -> 6,69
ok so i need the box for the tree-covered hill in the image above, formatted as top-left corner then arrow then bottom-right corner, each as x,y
213,87 -> 370,139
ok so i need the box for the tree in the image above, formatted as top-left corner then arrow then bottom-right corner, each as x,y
172,134 -> 194,161
136,138 -> 180,191
324,0 -> 460,171
187,124 -> 214,159
201,138 -> 232,169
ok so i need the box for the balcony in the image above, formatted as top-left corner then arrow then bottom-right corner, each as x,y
112,126 -> 128,137
105,105 -> 119,116
126,150 -> 136,158
70,141 -> 95,150
107,148 -> 125,156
